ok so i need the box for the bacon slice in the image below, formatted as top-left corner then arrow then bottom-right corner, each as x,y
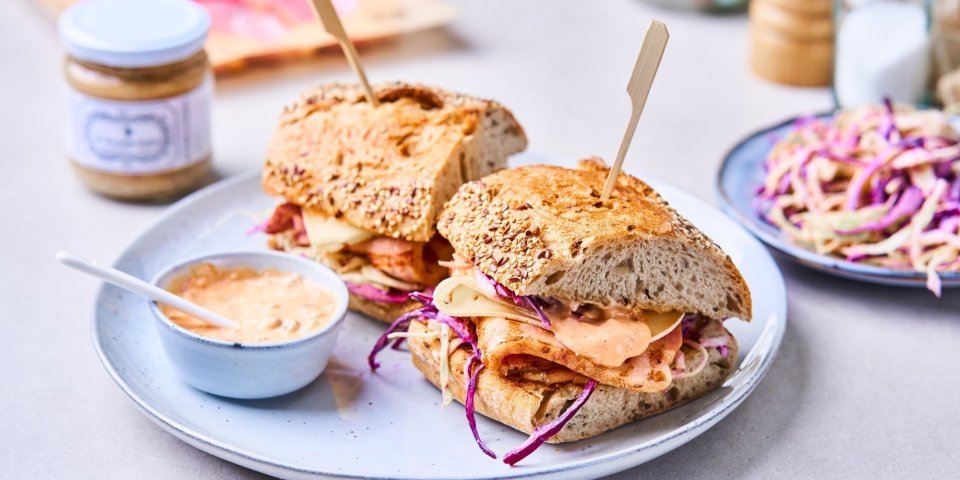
346,235 -> 452,286
263,202 -> 309,246
477,317 -> 682,392
263,202 -> 453,287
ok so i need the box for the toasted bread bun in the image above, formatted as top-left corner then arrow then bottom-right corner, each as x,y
262,82 -> 527,243
348,293 -> 420,324
406,321 -> 738,443
438,159 -> 752,321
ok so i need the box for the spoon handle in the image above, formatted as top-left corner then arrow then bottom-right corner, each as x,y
56,251 -> 238,329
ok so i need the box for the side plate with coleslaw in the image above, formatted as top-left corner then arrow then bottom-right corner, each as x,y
717,109 -> 960,291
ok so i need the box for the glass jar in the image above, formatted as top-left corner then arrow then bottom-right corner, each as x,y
833,0 -> 933,108
59,0 -> 213,201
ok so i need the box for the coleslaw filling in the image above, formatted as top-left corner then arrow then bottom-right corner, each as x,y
757,103 -> 960,295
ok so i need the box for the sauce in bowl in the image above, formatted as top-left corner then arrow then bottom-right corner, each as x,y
160,263 -> 336,344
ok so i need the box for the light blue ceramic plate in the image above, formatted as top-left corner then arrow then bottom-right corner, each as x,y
717,114 -> 960,289
93,163 -> 786,479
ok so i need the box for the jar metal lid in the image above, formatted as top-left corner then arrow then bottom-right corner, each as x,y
58,0 -> 210,68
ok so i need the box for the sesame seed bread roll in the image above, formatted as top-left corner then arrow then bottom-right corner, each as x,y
437,159 -> 752,321
262,82 -> 528,242
406,320 -> 738,443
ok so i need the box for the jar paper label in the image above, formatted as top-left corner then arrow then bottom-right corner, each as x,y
65,78 -> 212,174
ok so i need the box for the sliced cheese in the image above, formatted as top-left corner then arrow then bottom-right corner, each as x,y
339,265 -> 420,291
646,310 -> 685,342
301,209 -> 373,249
432,276 -> 543,325
432,275 -> 685,368
359,265 -> 420,291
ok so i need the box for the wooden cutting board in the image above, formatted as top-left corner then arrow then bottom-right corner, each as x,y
36,0 -> 456,75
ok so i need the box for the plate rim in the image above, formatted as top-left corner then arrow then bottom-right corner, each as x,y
93,170 -> 788,479
715,111 -> 960,287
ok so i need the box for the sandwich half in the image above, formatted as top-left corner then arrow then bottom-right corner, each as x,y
369,159 -> 751,464
261,81 -> 527,322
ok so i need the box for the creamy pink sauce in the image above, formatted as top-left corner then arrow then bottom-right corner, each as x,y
543,303 -> 653,367
160,263 -> 336,344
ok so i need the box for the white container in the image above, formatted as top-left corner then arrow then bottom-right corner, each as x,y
834,0 -> 931,107
149,251 -> 349,399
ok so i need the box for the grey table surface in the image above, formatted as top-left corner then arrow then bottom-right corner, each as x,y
3,0 -> 958,478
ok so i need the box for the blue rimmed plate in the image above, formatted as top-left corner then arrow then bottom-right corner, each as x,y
93,155 -> 786,479
716,114 -> 960,289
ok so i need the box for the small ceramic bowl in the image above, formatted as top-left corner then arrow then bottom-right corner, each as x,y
149,251 -> 349,399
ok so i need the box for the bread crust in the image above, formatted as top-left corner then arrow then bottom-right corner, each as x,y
437,159 -> 752,320
407,321 -> 738,443
262,81 -> 527,242
348,292 -> 420,324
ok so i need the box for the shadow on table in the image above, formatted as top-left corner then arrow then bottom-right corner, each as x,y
779,260 -> 960,315
210,357 -> 368,419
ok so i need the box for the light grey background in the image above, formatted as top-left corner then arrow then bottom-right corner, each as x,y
2,0 -> 957,478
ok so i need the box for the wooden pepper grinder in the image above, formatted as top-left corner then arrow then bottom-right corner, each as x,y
750,0 -> 834,86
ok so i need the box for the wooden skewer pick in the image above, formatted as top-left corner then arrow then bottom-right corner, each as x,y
308,0 -> 380,107
600,20 -> 669,202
